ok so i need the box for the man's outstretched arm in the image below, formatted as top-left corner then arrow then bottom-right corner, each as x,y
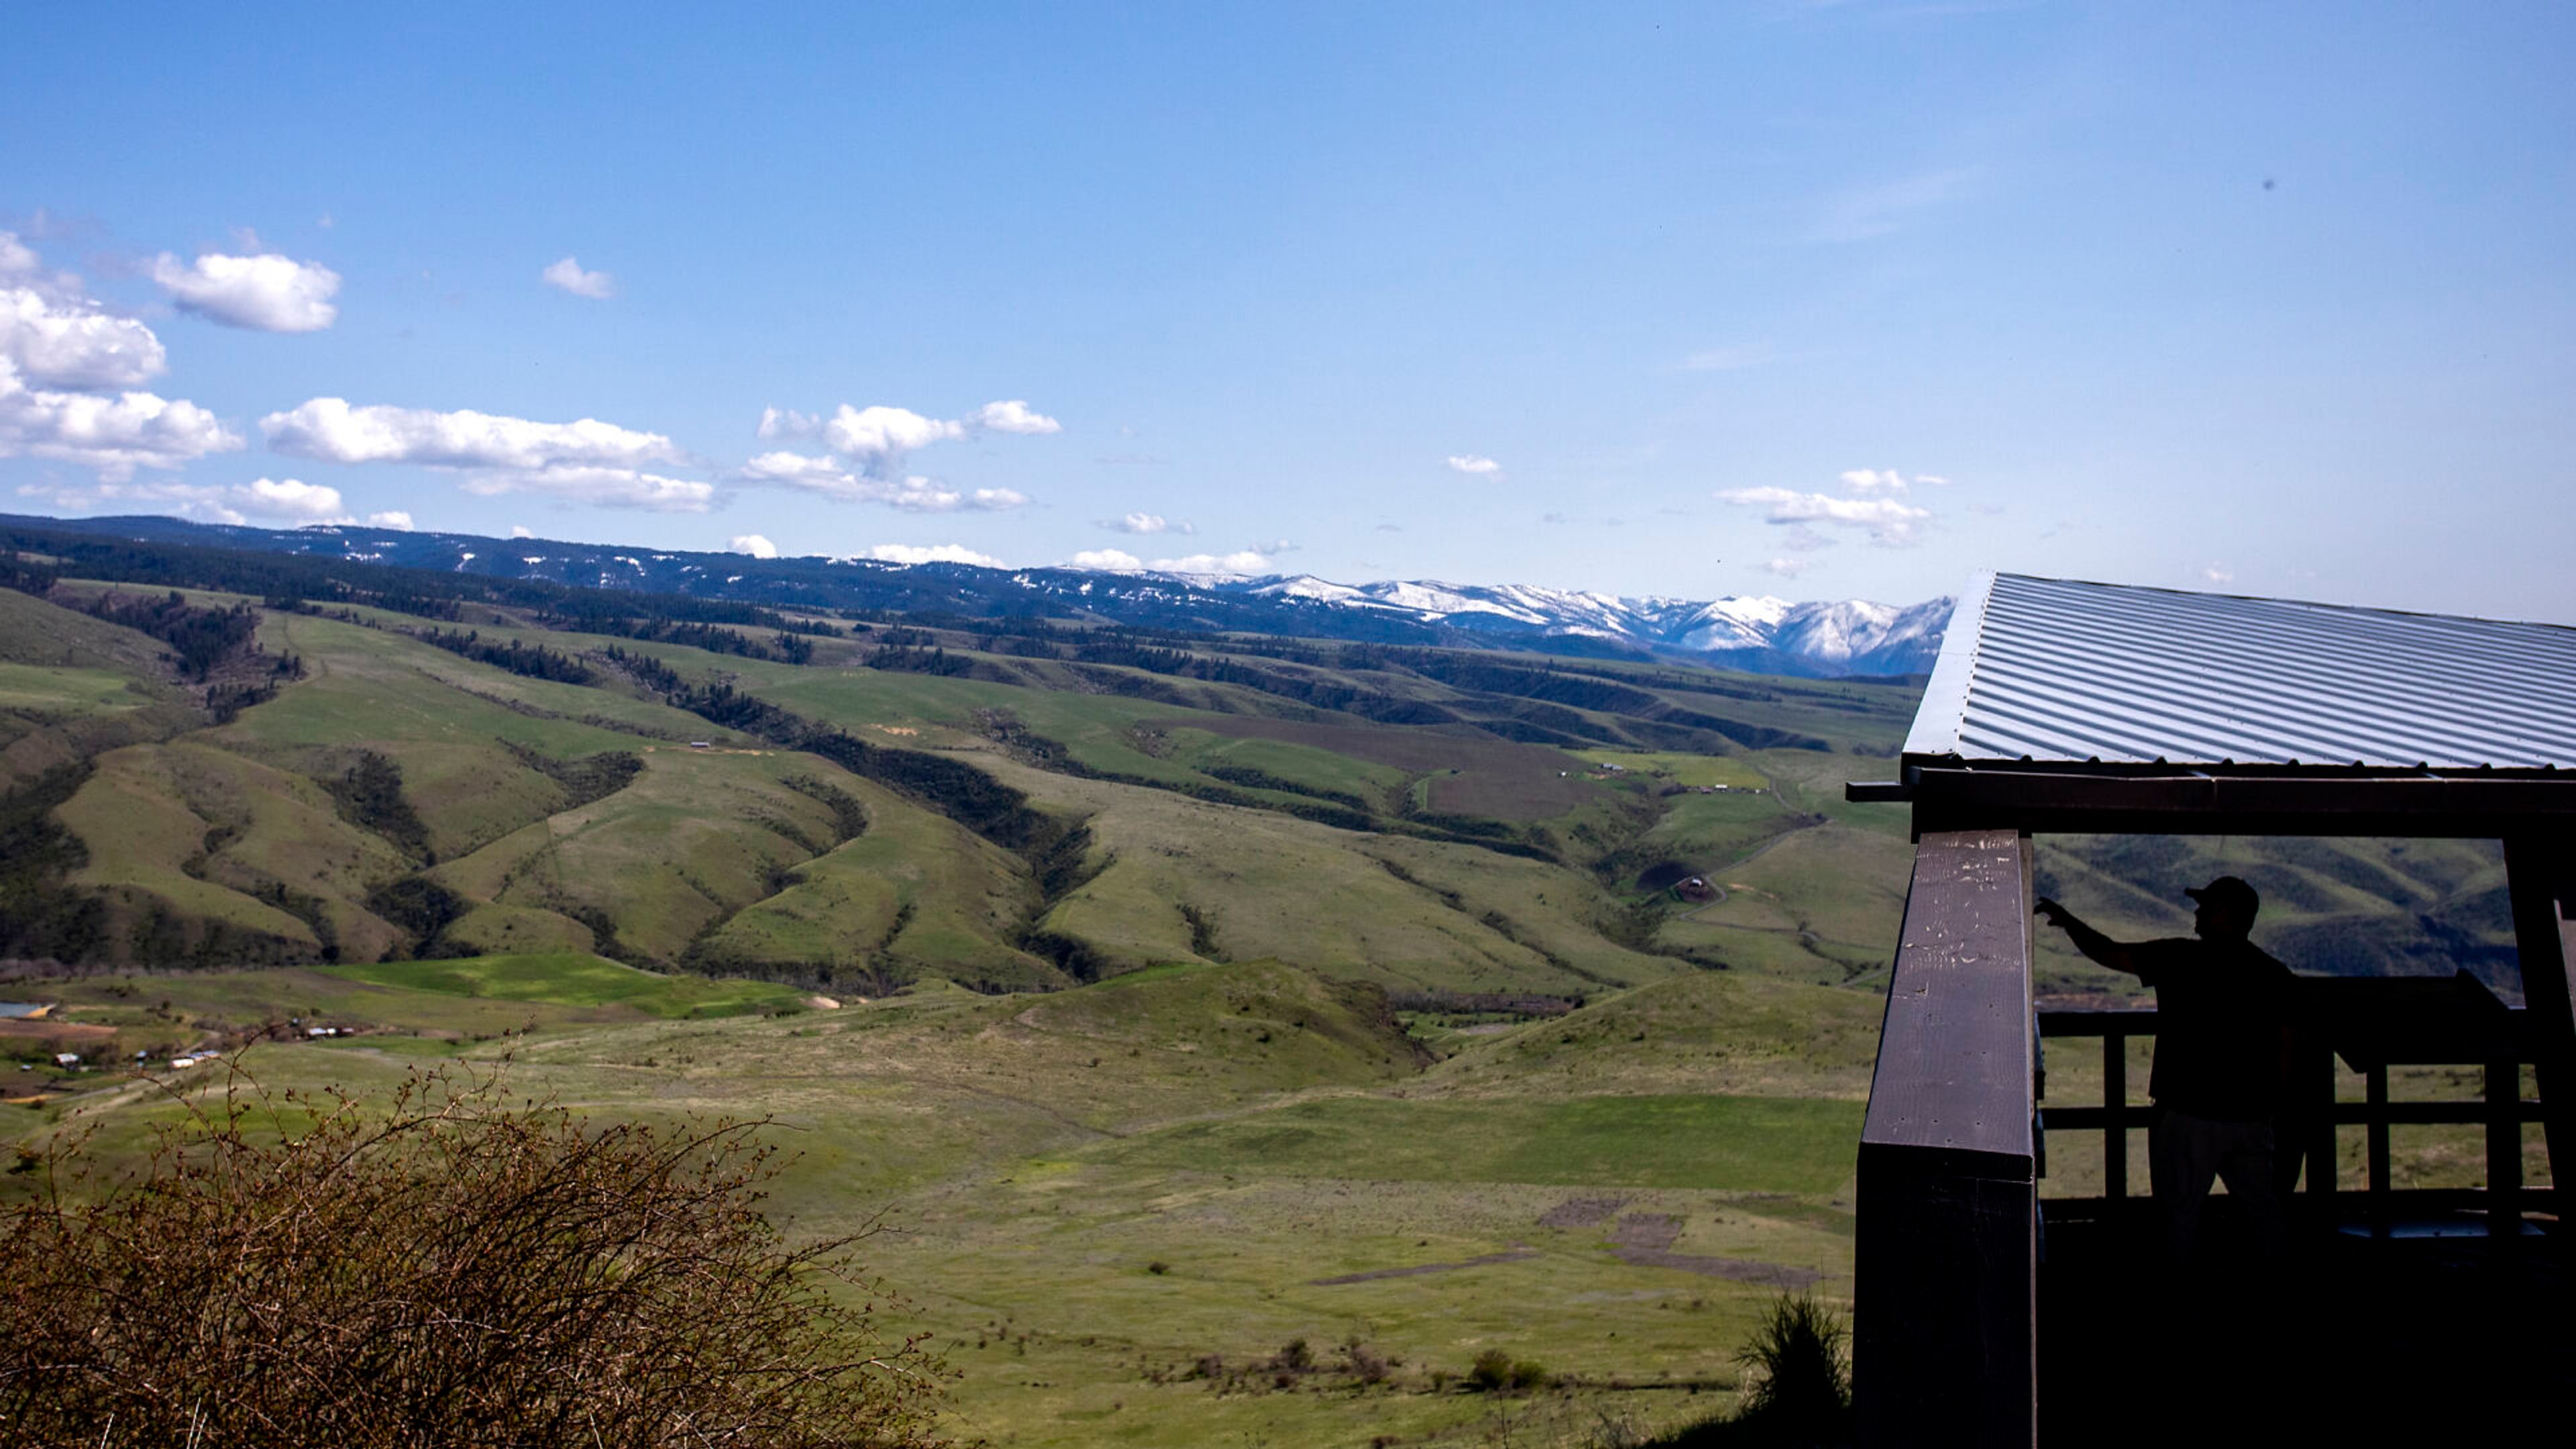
2033,897 -> 2142,976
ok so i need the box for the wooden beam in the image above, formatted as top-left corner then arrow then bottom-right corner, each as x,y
1905,766 -> 2576,839
1856,829 -> 2037,1448
2503,839 -> 2576,1195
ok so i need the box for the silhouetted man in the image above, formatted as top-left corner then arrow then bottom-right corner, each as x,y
2034,876 -> 2294,1266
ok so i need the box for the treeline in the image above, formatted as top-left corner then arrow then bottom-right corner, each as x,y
407,628 -> 597,684
83,591 -> 261,682
574,616 -> 816,664
0,519 -> 830,639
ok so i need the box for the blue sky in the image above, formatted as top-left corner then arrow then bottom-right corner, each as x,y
3,2 -> 2570,616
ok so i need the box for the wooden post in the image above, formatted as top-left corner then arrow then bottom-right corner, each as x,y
1856,830 -> 2037,1448
2503,839 -> 2576,1191
2102,1030 -> 2127,1201
2365,1064 -> 2390,1237
2486,1061 -> 2522,1236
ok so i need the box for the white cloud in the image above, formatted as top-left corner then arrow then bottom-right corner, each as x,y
150,251 -> 341,332
263,398 -> 685,470
0,356 -> 244,480
739,451 -> 1026,512
865,543 -> 1008,568
973,398 -> 1061,435
238,476 -> 347,519
1837,468 -> 1950,495
1446,454 -> 1503,476
458,464 -> 715,512
367,510 -> 415,530
13,474 -> 346,527
757,407 -> 822,440
752,397 -> 1061,486
0,233 -> 38,275
1067,548 -> 1143,570
2201,564 -> 2235,586
510,524 -> 534,539
1064,545 -> 1275,575
1758,557 -> 1816,578
822,405 -> 969,477
1716,484 -> 1933,546
2,284 -> 168,390
1781,525 -> 1837,552
1103,511 -> 1188,534
729,533 -> 780,559
1148,549 -> 1274,576
541,256 -> 615,300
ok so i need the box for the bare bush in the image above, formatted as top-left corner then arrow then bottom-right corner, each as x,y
0,1061 -> 947,1448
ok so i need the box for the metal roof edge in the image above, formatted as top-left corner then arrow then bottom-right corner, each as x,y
1900,570 -> 1994,759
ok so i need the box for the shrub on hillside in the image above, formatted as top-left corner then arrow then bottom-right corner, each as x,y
0,1063 -> 948,1448
1635,1293 -> 1851,1448
1466,1348 -> 1550,1393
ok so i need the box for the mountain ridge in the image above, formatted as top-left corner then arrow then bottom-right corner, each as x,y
1,513 -> 1952,678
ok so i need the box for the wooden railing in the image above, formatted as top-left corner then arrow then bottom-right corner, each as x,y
1855,829 -> 2038,1448
2035,981 -> 2548,1235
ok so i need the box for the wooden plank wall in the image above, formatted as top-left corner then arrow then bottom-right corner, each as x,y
1856,828 -> 2038,1448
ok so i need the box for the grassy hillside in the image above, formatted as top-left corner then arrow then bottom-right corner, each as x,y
5,959 -> 1875,1447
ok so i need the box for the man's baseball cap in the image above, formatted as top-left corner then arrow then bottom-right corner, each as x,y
2185,875 -> 2259,917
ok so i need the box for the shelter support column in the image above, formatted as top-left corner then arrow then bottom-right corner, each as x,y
2504,839 -> 2576,1190
1856,829 -> 2037,1448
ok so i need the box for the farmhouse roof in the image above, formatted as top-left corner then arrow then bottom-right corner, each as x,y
1858,572 -> 2576,835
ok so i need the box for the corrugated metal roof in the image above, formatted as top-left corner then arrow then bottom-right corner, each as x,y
1903,573 -> 2576,771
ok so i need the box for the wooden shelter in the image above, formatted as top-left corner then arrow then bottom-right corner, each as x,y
1846,573 -> 2576,1445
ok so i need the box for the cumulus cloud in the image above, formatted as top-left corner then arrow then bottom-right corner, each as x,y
0,356 -> 244,480
1446,454 -> 1502,476
745,398 -> 1061,506
1102,511 -> 1188,535
541,256 -> 615,300
739,450 -> 1026,512
2202,564 -> 2235,586
1837,468 -> 1949,495
1758,557 -> 1816,578
1716,484 -> 1933,546
865,543 -> 1008,568
0,233 -> 37,274
457,464 -> 716,512
150,251 -> 341,332
3,282 -> 168,390
729,533 -> 780,559
973,398 -> 1061,435
367,511 -> 415,530
14,474 -> 343,527
756,407 -> 822,440
237,476 -> 347,519
1069,547 -> 1276,576
822,405 -> 969,477
510,524 -> 535,539
263,398 -> 685,470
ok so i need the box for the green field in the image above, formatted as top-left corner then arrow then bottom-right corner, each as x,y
327,952 -> 810,1018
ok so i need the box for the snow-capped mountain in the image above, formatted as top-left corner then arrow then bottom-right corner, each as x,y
3,513 -> 1953,678
1239,574 -> 1949,674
